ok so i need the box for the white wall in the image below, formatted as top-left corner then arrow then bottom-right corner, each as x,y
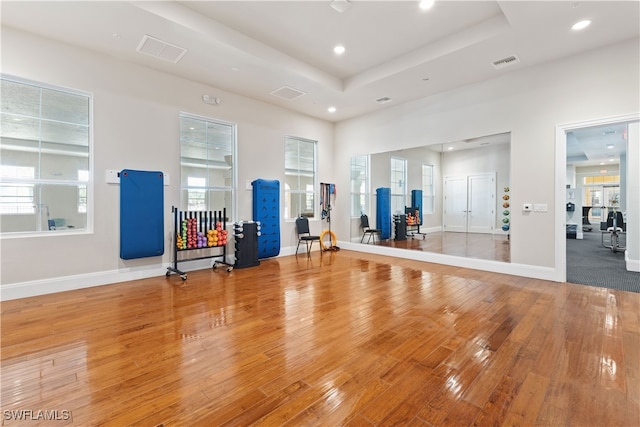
334,38 -> 639,279
0,28 -> 334,296
626,122 -> 639,271
2,27 -> 638,298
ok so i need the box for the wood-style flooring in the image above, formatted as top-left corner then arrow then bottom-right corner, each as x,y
375,231 -> 510,263
1,250 -> 638,426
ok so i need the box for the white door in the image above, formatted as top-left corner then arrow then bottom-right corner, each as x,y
444,176 -> 468,232
444,173 -> 495,233
468,174 -> 495,233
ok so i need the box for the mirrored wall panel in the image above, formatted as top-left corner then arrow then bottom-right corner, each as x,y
350,132 -> 511,263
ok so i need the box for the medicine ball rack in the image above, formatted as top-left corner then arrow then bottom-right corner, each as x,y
166,206 -> 233,280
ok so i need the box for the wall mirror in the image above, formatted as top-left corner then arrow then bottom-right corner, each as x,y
349,132 -> 511,263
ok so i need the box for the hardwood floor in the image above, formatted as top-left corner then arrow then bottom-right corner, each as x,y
1,250 -> 638,426
375,232 -> 511,263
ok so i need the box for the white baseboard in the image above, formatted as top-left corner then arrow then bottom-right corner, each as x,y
626,251 -> 640,272
339,241 -> 562,282
0,241 -> 567,301
1,263 -> 168,301
0,250 -> 306,301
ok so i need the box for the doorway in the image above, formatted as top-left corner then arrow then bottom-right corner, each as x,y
559,116 -> 639,291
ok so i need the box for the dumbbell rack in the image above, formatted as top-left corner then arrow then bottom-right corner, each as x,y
166,206 -> 233,280
233,221 -> 261,269
393,213 -> 407,241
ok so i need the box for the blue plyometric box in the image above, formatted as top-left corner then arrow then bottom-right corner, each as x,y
411,189 -> 423,223
252,179 -> 281,259
376,187 -> 391,240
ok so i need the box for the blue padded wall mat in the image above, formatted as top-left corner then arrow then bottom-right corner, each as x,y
252,179 -> 281,258
411,189 -> 423,223
120,169 -> 164,260
376,187 -> 391,240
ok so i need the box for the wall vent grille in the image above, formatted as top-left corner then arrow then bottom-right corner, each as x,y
136,35 -> 188,64
270,86 -> 306,100
491,55 -> 520,69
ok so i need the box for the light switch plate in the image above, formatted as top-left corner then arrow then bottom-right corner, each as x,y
534,203 -> 548,212
106,169 -> 120,184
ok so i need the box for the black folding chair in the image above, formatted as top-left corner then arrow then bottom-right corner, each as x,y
295,216 -> 320,256
360,214 -> 381,244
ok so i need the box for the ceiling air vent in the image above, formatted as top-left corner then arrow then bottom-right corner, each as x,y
491,55 -> 520,70
270,86 -> 306,101
136,35 -> 188,64
376,97 -> 392,104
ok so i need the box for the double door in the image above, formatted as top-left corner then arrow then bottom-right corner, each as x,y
444,173 -> 495,233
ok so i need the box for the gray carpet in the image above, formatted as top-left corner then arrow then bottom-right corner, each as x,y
566,231 -> 639,292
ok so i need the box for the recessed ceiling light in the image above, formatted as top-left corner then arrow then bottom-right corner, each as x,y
334,45 -> 346,55
607,144 -> 615,149
609,158 -> 615,162
328,106 -> 336,113
572,20 -> 591,31
419,0 -> 435,11
447,147 -> 454,150
600,162 -> 605,165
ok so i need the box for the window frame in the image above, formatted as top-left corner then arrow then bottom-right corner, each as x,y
284,136 -> 317,220
390,156 -> 407,214
0,74 -> 93,237
422,164 -> 435,215
179,112 -> 237,219
350,155 -> 370,217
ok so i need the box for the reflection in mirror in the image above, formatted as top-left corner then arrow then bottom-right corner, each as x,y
350,132 -> 511,263
0,77 -> 90,234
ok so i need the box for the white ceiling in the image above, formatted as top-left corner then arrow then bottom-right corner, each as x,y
1,0 -> 638,163
567,122 -> 631,168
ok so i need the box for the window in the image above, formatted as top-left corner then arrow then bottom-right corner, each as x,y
0,165 -> 35,214
180,113 -> 236,217
0,76 -> 91,233
422,164 -> 434,214
583,174 -> 620,223
350,155 -> 369,217
390,157 -> 407,214
285,136 -> 316,219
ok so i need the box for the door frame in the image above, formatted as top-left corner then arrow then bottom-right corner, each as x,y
555,113 -> 639,282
